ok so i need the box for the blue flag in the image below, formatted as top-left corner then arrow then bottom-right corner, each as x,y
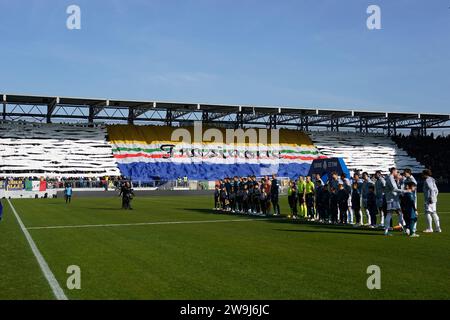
0,200 -> 3,221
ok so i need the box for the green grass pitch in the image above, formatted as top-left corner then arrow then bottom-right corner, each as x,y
0,194 -> 449,300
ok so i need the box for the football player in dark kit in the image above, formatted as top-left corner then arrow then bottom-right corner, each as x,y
119,182 -> 135,210
270,174 -> 281,216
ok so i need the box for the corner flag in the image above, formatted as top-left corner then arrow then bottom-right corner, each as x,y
0,200 -> 3,221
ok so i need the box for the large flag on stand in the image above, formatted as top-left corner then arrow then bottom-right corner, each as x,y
108,125 -> 326,181
32,181 -> 41,191
39,180 -> 47,192
25,180 -> 33,191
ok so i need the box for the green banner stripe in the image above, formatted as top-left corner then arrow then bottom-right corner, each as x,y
113,147 -> 320,155
279,150 -> 320,155
113,147 -> 161,153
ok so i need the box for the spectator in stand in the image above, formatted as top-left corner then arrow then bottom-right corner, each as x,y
393,133 -> 450,180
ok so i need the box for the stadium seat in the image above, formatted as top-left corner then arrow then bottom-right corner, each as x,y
0,122 -> 120,178
308,131 -> 425,174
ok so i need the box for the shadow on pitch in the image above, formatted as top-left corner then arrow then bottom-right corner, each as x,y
273,228 -> 384,237
181,208 -> 384,236
181,208 -> 284,221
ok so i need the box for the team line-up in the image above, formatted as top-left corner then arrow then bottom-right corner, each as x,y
213,168 -> 441,237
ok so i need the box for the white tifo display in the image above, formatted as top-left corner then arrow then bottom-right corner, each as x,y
309,131 -> 425,174
0,122 -> 120,178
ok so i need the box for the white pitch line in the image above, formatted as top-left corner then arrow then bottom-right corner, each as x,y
26,217 -> 281,231
7,199 -> 68,301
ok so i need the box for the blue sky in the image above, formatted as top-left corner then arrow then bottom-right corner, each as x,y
0,0 -> 449,113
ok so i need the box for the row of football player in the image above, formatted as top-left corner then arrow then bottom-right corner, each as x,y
212,168 -> 441,237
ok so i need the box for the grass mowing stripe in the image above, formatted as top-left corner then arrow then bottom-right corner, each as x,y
26,217 -> 283,231
7,199 -> 68,301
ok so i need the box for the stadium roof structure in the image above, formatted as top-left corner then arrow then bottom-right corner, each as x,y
1,93 -> 449,135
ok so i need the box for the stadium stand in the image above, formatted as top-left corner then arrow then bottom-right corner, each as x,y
393,134 -> 450,181
107,125 -> 324,181
0,122 -> 433,181
308,131 -> 425,174
0,122 -> 120,178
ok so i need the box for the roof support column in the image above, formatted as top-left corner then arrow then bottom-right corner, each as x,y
359,118 -> 369,134
128,107 -> 135,125
420,119 -> 427,136
2,95 -> 6,120
236,108 -> 244,129
298,114 -> 311,131
202,110 -> 209,125
165,110 -> 173,126
88,106 -> 94,123
47,97 -> 58,124
387,119 -> 397,136
330,118 -> 339,132
269,114 -> 277,129
304,116 -> 309,132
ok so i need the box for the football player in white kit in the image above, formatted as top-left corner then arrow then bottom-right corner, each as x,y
384,167 -> 405,236
422,169 -> 442,233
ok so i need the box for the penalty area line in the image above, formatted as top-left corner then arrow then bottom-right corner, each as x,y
26,217 -> 284,231
7,199 -> 68,301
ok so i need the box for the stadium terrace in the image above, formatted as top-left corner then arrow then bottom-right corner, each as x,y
0,93 -> 449,185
